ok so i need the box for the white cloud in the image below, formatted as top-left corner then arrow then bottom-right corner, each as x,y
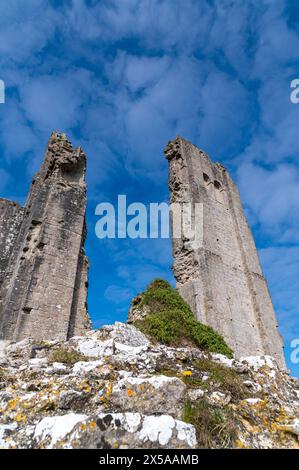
104,284 -> 134,304
124,55 -> 171,93
107,54 -> 205,176
199,70 -> 252,157
238,162 -> 299,234
0,0 -> 59,64
259,246 -> 299,342
19,69 -> 94,134
0,101 -> 37,160
67,0 -> 212,52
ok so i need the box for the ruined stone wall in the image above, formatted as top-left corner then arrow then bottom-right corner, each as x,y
165,137 -> 286,369
0,199 -> 24,285
0,132 -> 90,342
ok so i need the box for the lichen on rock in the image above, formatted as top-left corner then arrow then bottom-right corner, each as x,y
0,320 -> 297,449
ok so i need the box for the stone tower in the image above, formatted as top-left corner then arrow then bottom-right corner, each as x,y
0,132 -> 91,342
165,137 -> 286,369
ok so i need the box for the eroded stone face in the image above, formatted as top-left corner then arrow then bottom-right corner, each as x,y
165,137 -> 286,369
0,132 -> 91,342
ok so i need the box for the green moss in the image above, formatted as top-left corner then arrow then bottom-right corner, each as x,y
134,279 -> 233,357
155,368 -> 178,378
35,341 -> 53,349
181,375 -> 208,389
183,399 -> 238,448
194,358 -> 247,400
49,347 -> 88,365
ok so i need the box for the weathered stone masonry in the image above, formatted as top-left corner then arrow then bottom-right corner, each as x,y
0,132 -> 90,342
165,137 -> 286,369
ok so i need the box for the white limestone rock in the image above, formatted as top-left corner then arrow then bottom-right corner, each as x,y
0,423 -> 17,449
0,323 -> 298,450
187,388 -> 205,401
72,359 -> 103,375
100,322 -> 150,348
207,391 -> 231,406
34,413 -> 87,448
104,375 -> 186,417
278,419 -> 299,436
57,413 -> 197,449
240,355 -> 277,372
76,338 -> 113,358
28,357 -> 48,369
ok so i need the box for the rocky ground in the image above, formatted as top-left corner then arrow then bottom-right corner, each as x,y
0,322 -> 298,449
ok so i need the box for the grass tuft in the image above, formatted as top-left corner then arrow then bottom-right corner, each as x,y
183,398 -> 238,448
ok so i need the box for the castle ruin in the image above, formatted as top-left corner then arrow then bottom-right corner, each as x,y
0,132 -> 286,369
165,137 -> 286,369
0,132 -> 90,342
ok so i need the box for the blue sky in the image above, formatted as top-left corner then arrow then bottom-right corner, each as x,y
0,0 -> 299,376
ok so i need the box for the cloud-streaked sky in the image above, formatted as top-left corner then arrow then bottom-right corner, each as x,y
0,0 -> 299,376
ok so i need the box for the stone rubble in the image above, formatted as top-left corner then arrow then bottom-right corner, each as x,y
0,322 -> 298,449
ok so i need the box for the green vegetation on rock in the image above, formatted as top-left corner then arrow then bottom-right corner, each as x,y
133,279 -> 233,357
49,347 -> 87,364
183,398 -> 238,448
194,357 -> 247,400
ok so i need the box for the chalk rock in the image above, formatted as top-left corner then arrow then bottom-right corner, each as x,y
105,375 -> 186,417
56,413 -> 197,449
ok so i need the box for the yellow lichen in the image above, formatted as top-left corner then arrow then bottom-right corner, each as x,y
78,380 -> 91,393
15,413 -> 27,423
105,382 -> 113,398
235,438 -> 247,449
6,398 -> 18,411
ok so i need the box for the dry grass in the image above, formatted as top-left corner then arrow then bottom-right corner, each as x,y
183,398 -> 238,448
49,347 -> 88,364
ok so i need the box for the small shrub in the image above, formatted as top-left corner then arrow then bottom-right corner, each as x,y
49,347 -> 87,364
134,279 -> 233,357
183,399 -> 238,448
